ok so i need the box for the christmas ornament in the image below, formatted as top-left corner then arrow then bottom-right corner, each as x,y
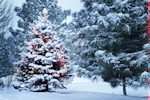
14,8 -> 73,92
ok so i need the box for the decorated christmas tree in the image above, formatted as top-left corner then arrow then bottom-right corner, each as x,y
13,8 -> 73,92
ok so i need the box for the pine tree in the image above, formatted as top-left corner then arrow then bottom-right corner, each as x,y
14,0 -> 70,30
13,9 -> 73,92
71,0 -> 147,95
11,0 -> 70,61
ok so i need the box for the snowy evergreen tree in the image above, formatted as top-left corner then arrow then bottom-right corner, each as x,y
11,0 -> 70,61
71,0 -> 148,95
0,36 -> 15,78
0,0 -> 15,78
15,0 -> 70,30
13,9 -> 73,92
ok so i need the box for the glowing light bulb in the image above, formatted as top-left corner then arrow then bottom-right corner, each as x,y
63,64 -> 67,67
32,67 -> 35,71
42,8 -> 48,15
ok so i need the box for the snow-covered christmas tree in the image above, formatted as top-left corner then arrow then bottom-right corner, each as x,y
13,8 -> 73,92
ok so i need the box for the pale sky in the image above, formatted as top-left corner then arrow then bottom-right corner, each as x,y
58,0 -> 83,12
13,0 -> 83,12
12,0 -> 83,23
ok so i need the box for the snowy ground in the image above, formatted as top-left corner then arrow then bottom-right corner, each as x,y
68,77 -> 147,97
0,77 -> 147,100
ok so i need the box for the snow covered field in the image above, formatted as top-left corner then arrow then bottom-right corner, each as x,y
68,77 -> 147,97
0,77 -> 147,100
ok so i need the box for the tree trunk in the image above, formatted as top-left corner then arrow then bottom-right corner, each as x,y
122,78 -> 127,95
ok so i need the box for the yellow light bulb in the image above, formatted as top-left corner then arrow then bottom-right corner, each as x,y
32,68 -> 35,71
63,64 -> 67,67
42,8 -> 48,15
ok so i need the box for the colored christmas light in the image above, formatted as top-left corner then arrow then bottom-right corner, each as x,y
56,58 -> 61,62
63,64 -> 67,67
62,56 -> 66,60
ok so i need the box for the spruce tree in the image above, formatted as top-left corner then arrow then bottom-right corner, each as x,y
15,0 -> 70,30
71,0 -> 148,95
13,9 -> 73,92
11,0 -> 70,61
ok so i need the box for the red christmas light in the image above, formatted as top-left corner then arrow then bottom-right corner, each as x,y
39,35 -> 45,39
44,38 -> 50,43
34,80 -> 38,83
56,58 -> 61,62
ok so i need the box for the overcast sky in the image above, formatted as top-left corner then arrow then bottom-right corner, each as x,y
12,0 -> 83,23
13,0 -> 83,12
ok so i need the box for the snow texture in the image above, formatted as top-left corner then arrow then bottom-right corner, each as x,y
0,77 -> 147,100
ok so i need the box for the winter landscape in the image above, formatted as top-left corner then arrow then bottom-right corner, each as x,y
0,77 -> 148,100
0,0 -> 148,100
